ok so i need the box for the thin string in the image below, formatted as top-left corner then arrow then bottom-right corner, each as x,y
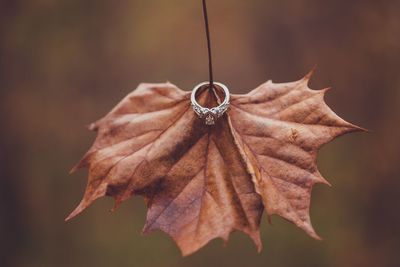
202,0 -> 214,90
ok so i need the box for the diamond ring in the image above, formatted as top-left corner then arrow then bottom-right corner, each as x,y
191,82 -> 230,125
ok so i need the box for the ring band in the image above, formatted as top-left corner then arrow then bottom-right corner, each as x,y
191,82 -> 230,125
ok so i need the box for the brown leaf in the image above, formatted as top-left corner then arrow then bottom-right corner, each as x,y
67,72 -> 362,255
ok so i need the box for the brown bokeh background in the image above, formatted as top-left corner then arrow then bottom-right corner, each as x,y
1,1 -> 399,266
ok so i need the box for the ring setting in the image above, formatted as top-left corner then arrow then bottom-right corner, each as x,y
191,82 -> 230,125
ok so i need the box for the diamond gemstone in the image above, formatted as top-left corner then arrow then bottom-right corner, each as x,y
205,114 -> 215,125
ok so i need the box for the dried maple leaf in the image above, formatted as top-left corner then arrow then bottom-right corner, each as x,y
67,71 -> 362,256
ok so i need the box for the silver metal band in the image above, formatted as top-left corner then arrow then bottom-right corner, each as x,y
191,82 -> 230,125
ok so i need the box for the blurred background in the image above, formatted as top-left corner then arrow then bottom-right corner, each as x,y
1,0 -> 399,266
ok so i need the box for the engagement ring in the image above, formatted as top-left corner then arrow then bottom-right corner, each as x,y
191,82 -> 230,125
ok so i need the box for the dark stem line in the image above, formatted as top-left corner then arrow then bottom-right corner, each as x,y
202,0 -> 214,90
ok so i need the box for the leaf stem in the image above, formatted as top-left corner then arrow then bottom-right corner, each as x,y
202,0 -> 214,90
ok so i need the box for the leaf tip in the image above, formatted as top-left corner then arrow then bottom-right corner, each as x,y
141,223 -> 153,236
256,244 -> 263,253
324,180 -> 333,187
65,205 -> 83,222
321,87 -> 332,93
180,249 -> 193,257
69,160 -> 86,174
352,124 -> 369,133
111,198 -> 122,212
66,184 -> 107,222
70,154 -> 91,174
86,122 -> 99,131
302,221 -> 322,241
313,233 -> 323,241
69,165 -> 79,174
175,240 -> 201,257
303,66 -> 317,82
317,175 -> 332,187
222,235 -> 230,247
266,214 -> 273,225
340,122 -> 369,135
65,194 -> 94,221
250,232 -> 263,253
